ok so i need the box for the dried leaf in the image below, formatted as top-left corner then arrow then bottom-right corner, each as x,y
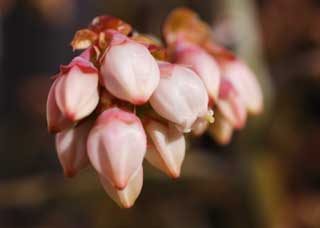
71,29 -> 98,50
90,15 -> 132,35
162,7 -> 211,46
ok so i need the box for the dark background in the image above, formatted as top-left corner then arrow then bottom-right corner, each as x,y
0,0 -> 320,227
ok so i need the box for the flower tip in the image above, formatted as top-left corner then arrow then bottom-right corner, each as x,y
65,112 -> 77,121
48,125 -> 59,134
220,137 -> 232,145
132,98 -> 147,105
114,181 -> 128,191
167,163 -> 182,179
63,168 -> 76,178
48,121 -> 73,134
169,169 -> 181,179
121,201 -> 134,209
250,105 -> 264,116
234,120 -> 245,130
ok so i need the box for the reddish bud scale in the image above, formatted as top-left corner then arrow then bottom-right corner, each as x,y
71,29 -> 98,50
98,30 -> 128,65
148,45 -> 167,61
162,7 -> 211,45
89,16 -> 132,35
202,41 -> 237,64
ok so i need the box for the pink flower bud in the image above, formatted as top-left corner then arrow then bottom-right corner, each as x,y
145,120 -> 186,178
192,118 -> 209,136
54,57 -> 99,121
150,62 -> 209,132
46,78 -> 73,133
55,120 -> 92,177
87,107 -> 147,189
223,60 -> 263,115
100,30 -> 160,105
99,167 -> 143,208
209,112 -> 234,145
217,79 -> 247,129
174,41 -> 221,102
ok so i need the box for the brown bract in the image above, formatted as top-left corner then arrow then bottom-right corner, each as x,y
132,34 -> 167,61
202,41 -> 237,65
162,7 -> 211,46
89,16 -> 132,35
71,29 -> 98,50
71,16 -> 132,52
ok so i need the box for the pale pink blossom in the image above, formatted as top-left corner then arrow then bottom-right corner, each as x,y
223,60 -> 263,115
150,62 -> 210,132
99,167 -> 143,208
87,107 -> 146,190
55,120 -> 92,177
54,56 -> 99,121
100,30 -> 160,105
174,41 -> 221,102
145,120 -> 185,178
209,112 -> 234,145
192,118 -> 210,136
216,79 -> 247,129
46,77 -> 73,133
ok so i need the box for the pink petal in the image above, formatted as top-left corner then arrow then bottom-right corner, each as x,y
150,62 -> 209,132
87,108 -> 146,189
145,121 -> 186,178
174,41 -> 221,101
55,63 -> 99,121
208,112 -> 234,145
55,120 -> 92,177
100,33 -> 160,105
192,118 -> 209,136
217,79 -> 247,129
223,60 -> 263,115
46,78 -> 73,133
99,167 -> 143,208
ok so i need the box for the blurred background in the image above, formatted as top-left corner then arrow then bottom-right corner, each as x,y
1,0 -> 320,227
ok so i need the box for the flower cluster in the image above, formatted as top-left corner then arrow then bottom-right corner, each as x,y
46,8 -> 263,208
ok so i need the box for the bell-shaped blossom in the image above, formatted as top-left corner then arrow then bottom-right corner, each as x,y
46,78 -> 73,133
174,41 -> 221,102
223,60 -> 263,115
55,120 -> 92,177
87,107 -> 147,189
100,30 -> 160,105
150,62 -> 210,132
209,112 -> 234,145
99,167 -> 143,208
217,79 -> 247,129
145,120 -> 186,178
192,118 -> 209,136
54,56 -> 99,121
